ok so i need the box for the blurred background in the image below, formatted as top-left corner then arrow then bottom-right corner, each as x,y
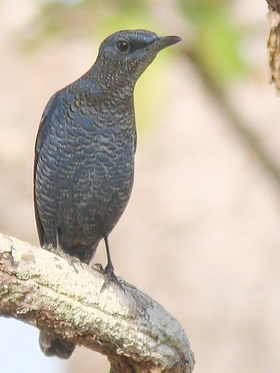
1,0 -> 280,372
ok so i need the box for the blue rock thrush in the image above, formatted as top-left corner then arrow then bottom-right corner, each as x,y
34,29 -> 181,359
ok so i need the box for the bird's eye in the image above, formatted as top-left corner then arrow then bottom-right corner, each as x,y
116,40 -> 130,53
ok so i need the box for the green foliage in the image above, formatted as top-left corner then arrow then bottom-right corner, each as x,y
179,0 -> 248,83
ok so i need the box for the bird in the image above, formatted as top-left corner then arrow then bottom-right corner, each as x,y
34,29 -> 181,359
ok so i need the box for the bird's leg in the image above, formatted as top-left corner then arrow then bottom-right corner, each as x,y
53,228 -> 67,257
56,228 -> 61,250
104,235 -> 115,277
101,235 -> 122,291
50,229 -> 79,272
42,229 -> 62,254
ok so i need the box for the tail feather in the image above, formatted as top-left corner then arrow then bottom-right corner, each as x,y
39,331 -> 75,359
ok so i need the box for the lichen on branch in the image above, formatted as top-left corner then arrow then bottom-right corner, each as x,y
0,233 -> 194,373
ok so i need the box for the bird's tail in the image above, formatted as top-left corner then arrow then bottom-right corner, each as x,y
39,331 -> 75,359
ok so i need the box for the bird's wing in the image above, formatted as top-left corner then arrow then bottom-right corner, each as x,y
33,91 -> 60,246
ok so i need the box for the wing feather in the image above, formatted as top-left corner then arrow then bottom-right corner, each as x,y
33,92 -> 60,246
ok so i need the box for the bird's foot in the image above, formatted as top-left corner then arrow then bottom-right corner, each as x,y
101,263 -> 124,292
43,244 -> 82,273
43,243 -> 67,259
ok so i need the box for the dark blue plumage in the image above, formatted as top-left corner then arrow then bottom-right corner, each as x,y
34,29 -> 181,358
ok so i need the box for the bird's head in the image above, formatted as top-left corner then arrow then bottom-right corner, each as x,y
93,29 -> 181,90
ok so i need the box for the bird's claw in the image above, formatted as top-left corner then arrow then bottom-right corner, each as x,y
101,265 -> 124,292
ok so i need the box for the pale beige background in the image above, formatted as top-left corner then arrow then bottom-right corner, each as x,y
0,1 -> 279,372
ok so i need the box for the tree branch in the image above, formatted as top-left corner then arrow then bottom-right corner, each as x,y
0,233 -> 194,373
266,0 -> 280,14
266,0 -> 280,91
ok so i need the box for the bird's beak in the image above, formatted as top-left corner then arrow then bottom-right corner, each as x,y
151,35 -> 182,52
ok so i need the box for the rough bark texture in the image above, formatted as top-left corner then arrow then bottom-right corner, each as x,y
266,0 -> 280,13
266,1 -> 280,91
0,233 -> 194,373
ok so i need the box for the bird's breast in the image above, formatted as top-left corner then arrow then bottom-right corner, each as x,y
54,118 -> 135,221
